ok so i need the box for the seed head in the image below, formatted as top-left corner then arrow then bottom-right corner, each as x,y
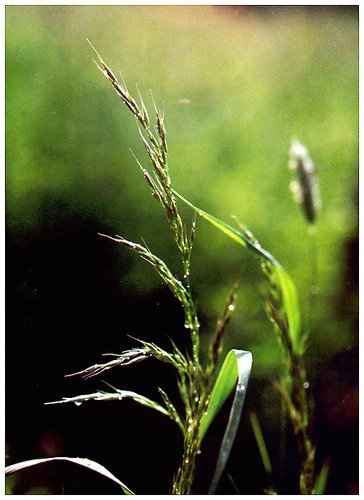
288,140 -> 321,223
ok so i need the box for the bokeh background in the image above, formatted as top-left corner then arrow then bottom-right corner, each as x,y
6,5 -> 358,494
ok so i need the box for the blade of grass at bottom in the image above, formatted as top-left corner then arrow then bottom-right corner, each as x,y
5,457 -> 134,495
199,349 -> 252,494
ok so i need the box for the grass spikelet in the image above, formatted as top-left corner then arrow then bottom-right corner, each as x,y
289,140 -> 321,223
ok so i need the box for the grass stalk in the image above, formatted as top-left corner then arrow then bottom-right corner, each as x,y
86,42 -> 245,494
282,140 -> 322,493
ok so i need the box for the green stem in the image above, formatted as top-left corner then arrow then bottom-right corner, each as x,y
172,425 -> 201,494
172,386 -> 208,494
290,354 -> 315,494
307,224 -> 318,336
183,281 -> 201,370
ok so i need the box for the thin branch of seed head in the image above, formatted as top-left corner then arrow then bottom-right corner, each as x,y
99,233 -> 190,308
129,149 -> 167,210
137,126 -> 167,185
136,83 -> 150,128
65,349 -> 149,380
129,336 -> 189,373
46,385 -> 171,419
158,387 -> 185,433
151,92 -> 168,164
129,149 -> 164,203
87,39 -> 158,149
207,281 -> 240,375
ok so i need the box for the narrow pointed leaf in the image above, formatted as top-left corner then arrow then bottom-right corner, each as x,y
173,190 -> 302,353
5,457 -> 134,495
173,190 -> 275,262
199,349 -> 252,494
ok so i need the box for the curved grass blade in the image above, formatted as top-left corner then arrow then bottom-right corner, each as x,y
172,190 -> 276,263
5,457 -> 134,495
199,350 -> 252,440
199,349 -> 252,494
173,190 -> 302,354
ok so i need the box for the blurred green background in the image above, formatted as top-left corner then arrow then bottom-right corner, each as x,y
6,5 -> 358,495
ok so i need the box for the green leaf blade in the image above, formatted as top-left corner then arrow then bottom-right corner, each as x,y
200,349 -> 250,439
274,264 -> 302,353
199,349 -> 253,494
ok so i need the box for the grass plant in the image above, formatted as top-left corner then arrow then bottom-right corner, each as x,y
6,42 -> 331,494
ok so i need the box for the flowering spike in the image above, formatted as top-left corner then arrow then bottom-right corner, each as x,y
289,140 -> 321,223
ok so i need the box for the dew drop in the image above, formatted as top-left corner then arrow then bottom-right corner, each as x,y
74,401 -> 82,407
303,381 -> 310,389
197,450 -> 202,455
228,304 -> 235,312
